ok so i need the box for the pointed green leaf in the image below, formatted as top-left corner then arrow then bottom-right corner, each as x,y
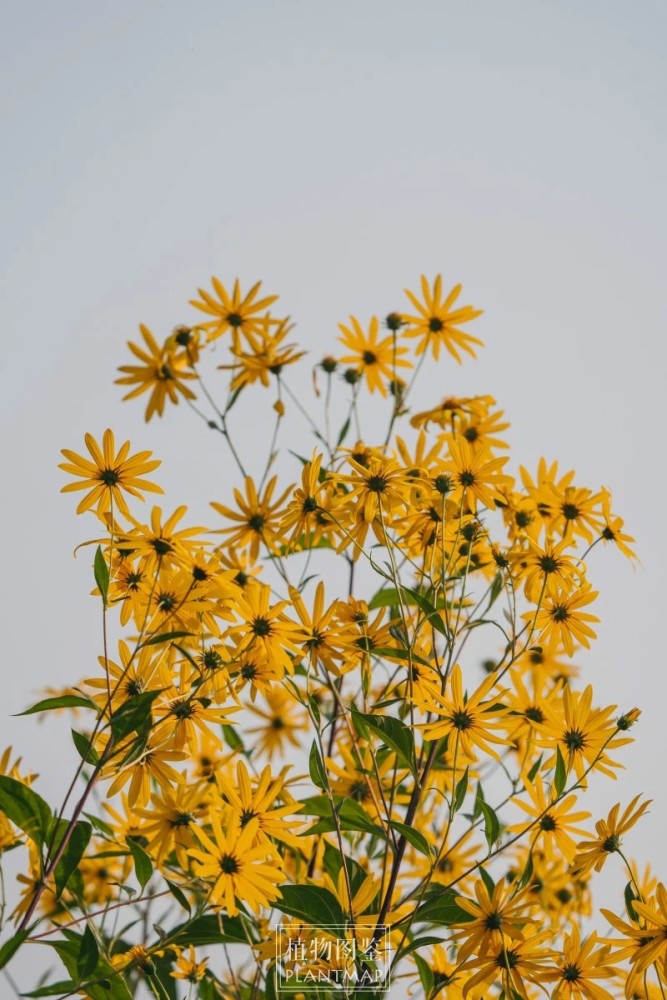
309,741 -> 328,791
352,711 -> 416,775
109,690 -> 160,742
0,928 -> 29,970
17,695 -> 97,717
0,775 -> 51,848
554,746 -> 567,796
479,800 -> 500,850
273,884 -> 345,934
390,821 -> 432,858
128,839 -> 153,890
54,819 -> 92,898
77,924 -> 99,980
452,767 -> 469,815
93,546 -> 110,605
71,729 -> 100,765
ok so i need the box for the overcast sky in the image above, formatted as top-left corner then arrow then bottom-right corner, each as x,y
1,0 -> 666,991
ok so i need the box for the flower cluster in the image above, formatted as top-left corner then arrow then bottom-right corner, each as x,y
0,274 -> 655,1000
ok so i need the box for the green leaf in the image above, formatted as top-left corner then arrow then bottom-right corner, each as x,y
452,767 -> 469,815
527,754 -> 543,784
17,695 -> 98,717
413,889 -> 475,927
369,646 -> 434,669
624,881 -> 638,921
405,588 -> 449,637
0,928 -> 29,970
473,781 -> 485,821
488,571 -> 504,607
265,966 -> 278,1000
516,850 -> 535,890
128,839 -> 153,890
273,884 -> 345,934
109,690 -> 160,742
94,546 -> 110,605
336,416 -> 351,447
554,746 -> 567,796
45,935 -> 133,1000
414,952 -> 434,995
479,800 -> 500,850
0,774 -> 52,848
222,724 -> 243,752
166,879 -> 191,913
77,924 -> 99,980
22,981 -> 79,997
303,798 -> 385,839
171,914 -> 248,946
71,729 -> 100,765
139,630 -> 194,647
54,820 -> 92,898
395,935 -> 444,962
308,742 -> 328,791
368,587 -> 401,610
479,865 -> 496,896
224,385 -> 244,414
352,711 -> 416,775
389,821 -> 432,858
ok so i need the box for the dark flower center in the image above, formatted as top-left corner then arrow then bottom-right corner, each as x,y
219,853 -> 240,874
252,617 -> 272,637
100,468 -> 120,486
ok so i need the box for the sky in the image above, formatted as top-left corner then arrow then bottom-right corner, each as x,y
1,0 -> 666,992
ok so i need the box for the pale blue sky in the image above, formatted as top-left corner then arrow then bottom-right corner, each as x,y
1,0 -> 666,990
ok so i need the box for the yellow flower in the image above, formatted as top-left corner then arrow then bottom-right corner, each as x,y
228,583 -> 305,677
445,439 -> 511,512
171,945 -> 208,982
541,925 -> 616,1000
190,276 -> 279,342
461,929 -> 551,999
246,687 -> 307,760
188,814 -> 283,915
528,581 -> 600,657
116,505 -> 207,571
336,454 -> 411,524
106,743 -> 188,808
337,315 -> 411,396
216,759 -> 303,847
415,664 -> 510,762
138,780 -> 207,868
508,777 -> 591,863
572,795 -> 651,876
280,452 -> 327,548
59,429 -> 163,519
220,319 -> 305,389
116,324 -> 197,421
211,475 -> 292,561
402,275 -> 484,362
515,536 -> 583,603
537,684 -> 631,782
454,878 -> 533,961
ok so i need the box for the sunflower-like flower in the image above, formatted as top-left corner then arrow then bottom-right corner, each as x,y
188,813 -> 283,915
414,664 -> 510,762
116,324 -> 197,421
401,275 -> 484,362
59,429 -> 163,519
337,315 -> 411,396
571,795 -> 651,876
540,925 -> 617,1000
211,475 -> 292,562
190,277 -> 279,342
